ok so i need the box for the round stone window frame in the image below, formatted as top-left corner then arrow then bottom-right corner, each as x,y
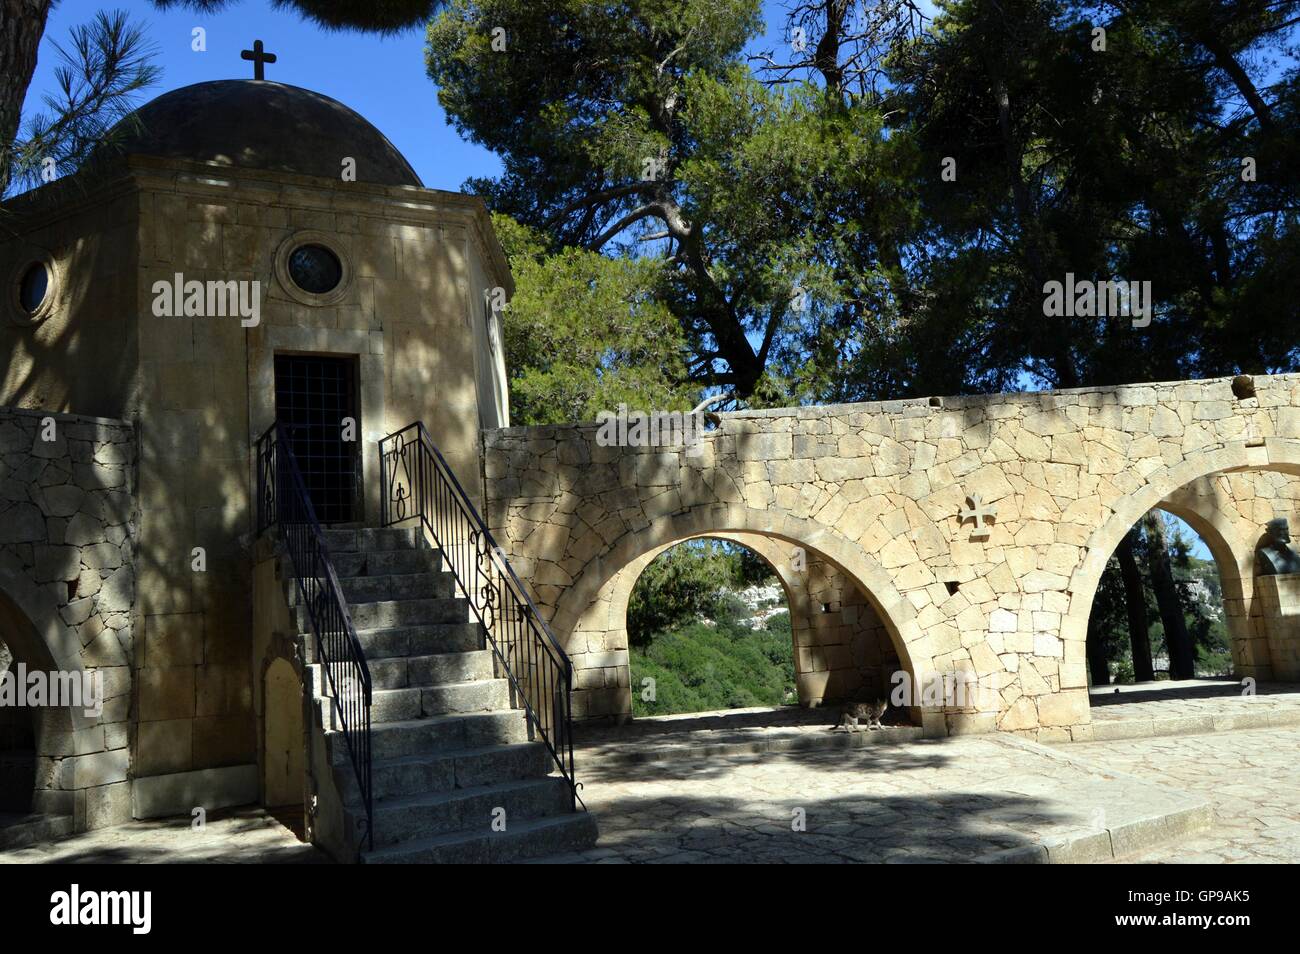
7,254 -> 60,326
274,231 -> 352,306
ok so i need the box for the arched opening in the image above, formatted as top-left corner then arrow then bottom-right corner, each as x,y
1079,462 -> 1300,720
571,529 -> 917,728
549,503 -> 936,734
0,636 -> 37,815
0,585 -> 78,845
1085,508 -> 1233,694
262,658 -> 306,829
626,538 -> 797,717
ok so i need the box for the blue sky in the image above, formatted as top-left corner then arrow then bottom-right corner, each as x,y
23,0 -> 792,191
24,0 -> 494,191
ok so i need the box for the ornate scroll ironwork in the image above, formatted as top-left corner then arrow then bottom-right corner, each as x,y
378,422 -> 582,811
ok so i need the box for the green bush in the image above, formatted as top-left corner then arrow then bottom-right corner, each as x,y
630,615 -> 796,716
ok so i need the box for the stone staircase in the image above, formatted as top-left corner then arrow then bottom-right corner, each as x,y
290,526 -> 597,863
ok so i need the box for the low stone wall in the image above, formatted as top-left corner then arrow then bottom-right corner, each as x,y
0,406 -> 137,829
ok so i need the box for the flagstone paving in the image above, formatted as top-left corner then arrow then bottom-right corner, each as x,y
1087,679 -> 1300,740
2,700 -> 1297,864
1067,727 -> 1300,863
0,807 -> 326,864
542,730 -> 1212,863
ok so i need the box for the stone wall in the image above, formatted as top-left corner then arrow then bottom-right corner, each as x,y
0,406 -> 136,829
799,550 -> 897,704
484,373 -> 1300,740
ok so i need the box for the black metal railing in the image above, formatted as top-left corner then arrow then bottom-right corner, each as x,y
256,422 -> 373,851
378,422 -> 581,810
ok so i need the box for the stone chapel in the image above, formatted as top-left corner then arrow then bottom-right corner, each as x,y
0,76 -> 601,861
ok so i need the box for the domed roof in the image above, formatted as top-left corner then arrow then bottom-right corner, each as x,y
108,80 -> 422,187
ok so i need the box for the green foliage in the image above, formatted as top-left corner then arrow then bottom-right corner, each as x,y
1089,512 -> 1235,681
427,0 -> 907,401
492,214 -> 692,424
631,614 -> 795,717
623,539 -> 797,715
626,539 -> 744,647
429,0 -> 1298,411
7,11 -> 161,197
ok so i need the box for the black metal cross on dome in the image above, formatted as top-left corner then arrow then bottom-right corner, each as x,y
241,39 -> 276,80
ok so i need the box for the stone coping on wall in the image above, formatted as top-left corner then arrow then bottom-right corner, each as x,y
0,406 -> 132,429
484,371 -> 1300,442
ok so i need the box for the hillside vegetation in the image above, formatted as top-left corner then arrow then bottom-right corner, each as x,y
627,541 -> 797,717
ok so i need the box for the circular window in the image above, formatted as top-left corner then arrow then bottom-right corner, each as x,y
274,232 -> 351,306
287,244 -> 343,295
8,255 -> 58,325
18,262 -> 49,314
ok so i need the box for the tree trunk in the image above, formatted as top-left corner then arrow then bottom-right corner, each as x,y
1116,533 -> 1155,682
1143,513 -> 1197,679
812,0 -> 847,95
0,0 -> 53,197
1195,30 -> 1275,131
1086,611 -> 1111,686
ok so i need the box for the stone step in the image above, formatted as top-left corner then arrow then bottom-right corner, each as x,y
322,527 -> 421,553
286,572 -> 455,607
351,597 -> 470,629
313,671 -> 509,725
334,742 -> 552,803
347,623 -> 484,660
327,711 -> 529,763
299,596 -> 469,633
418,679 -> 511,717
332,548 -> 441,578
360,811 -> 598,864
338,572 -> 455,603
0,812 -> 76,851
368,650 -> 494,690
360,776 -> 574,848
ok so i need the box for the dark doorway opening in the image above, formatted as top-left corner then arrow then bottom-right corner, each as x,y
274,354 -> 361,524
0,639 -> 35,814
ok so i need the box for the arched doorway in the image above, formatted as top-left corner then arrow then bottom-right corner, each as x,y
624,535 -> 904,719
0,636 -> 36,814
1085,507 -> 1234,689
549,507 -> 929,729
0,586 -> 79,845
1075,459 -> 1300,721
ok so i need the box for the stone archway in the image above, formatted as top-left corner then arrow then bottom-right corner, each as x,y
548,504 -> 941,734
1066,438 -> 1300,683
0,584 -> 79,821
0,636 -> 37,813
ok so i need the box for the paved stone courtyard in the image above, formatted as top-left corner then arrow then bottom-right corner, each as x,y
1071,728 -> 1300,863
1088,678 -> 1300,739
545,733 -> 1212,863
1,692 -> 1298,863
0,808 -> 325,864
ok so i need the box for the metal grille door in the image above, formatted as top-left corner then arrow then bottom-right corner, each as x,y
273,354 -> 360,524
